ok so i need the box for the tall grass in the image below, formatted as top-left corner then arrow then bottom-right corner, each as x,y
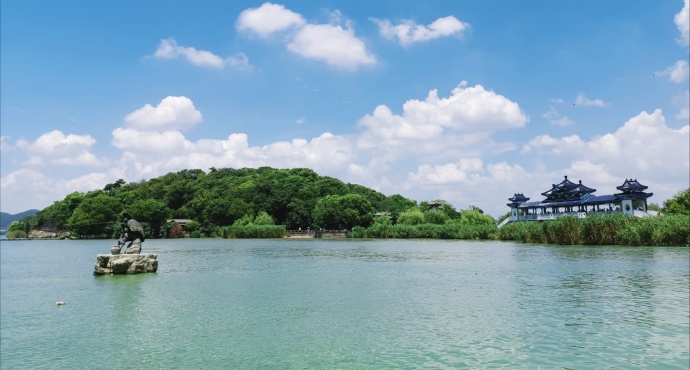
581,214 -> 630,245
499,221 -> 546,243
216,225 -> 286,238
499,214 -> 689,246
6,231 -> 27,239
348,223 -> 497,239
543,216 -> 583,245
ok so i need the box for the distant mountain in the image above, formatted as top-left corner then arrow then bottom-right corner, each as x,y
0,209 -> 39,231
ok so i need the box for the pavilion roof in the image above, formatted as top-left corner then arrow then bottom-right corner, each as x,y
507,176 -> 653,209
616,178 -> 649,192
540,175 -> 596,202
507,193 -> 530,207
508,193 -> 530,202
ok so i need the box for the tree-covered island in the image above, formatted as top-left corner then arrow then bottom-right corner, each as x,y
6,167 -> 690,246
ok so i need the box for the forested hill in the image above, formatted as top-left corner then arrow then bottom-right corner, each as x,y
28,167 -> 422,237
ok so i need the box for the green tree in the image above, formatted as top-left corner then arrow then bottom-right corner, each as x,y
373,214 -> 392,226
460,209 -> 495,225
313,194 -> 373,229
34,192 -> 85,231
254,211 -> 275,225
232,214 -> 254,227
397,208 -> 425,225
8,221 -> 27,232
347,184 -> 387,211
663,188 -> 690,215
165,180 -> 198,210
6,221 -> 28,239
185,220 -> 201,233
103,179 -> 126,195
338,194 -> 374,228
127,198 -> 171,237
201,197 -> 236,226
424,210 -> 449,224
67,192 -> 122,237
440,203 -> 462,220
378,194 -> 417,222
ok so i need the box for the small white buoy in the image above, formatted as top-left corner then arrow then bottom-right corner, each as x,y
56,301 -> 65,306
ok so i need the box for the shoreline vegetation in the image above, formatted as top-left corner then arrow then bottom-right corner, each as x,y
6,214 -> 688,247
347,213 -> 689,246
3,167 -> 689,246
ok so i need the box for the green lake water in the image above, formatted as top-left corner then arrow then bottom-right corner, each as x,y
1,239 -> 688,369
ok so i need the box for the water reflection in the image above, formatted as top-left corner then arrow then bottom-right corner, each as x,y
94,274 -> 151,318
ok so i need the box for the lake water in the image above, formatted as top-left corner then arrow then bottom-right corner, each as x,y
1,239 -> 688,369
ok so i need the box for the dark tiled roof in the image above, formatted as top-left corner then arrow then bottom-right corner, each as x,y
508,193 -> 530,202
508,176 -> 652,209
616,178 -> 649,192
540,176 -> 596,202
517,194 -> 619,209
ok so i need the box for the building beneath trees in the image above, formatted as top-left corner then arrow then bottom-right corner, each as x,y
500,176 -> 654,227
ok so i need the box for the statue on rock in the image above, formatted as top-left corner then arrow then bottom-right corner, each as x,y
111,212 -> 145,255
96,212 -> 156,275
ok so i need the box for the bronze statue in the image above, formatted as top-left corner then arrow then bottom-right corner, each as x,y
111,213 -> 145,254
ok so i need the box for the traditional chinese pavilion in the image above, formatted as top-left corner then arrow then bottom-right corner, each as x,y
501,176 -> 653,227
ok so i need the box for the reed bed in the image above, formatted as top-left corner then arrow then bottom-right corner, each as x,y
498,214 -> 689,246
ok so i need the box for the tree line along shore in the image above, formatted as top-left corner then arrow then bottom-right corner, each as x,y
4,167 -> 689,246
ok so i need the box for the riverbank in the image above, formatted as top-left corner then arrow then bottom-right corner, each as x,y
348,213 -> 689,246
8,213 -> 689,246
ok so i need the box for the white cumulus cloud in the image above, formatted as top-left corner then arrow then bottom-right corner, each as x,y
358,81 -> 528,150
237,3 -> 376,71
410,158 -> 484,184
676,0 -> 689,46
371,16 -> 470,46
521,109 -> 689,182
236,2 -> 305,37
400,160 -> 535,216
0,169 -> 111,214
124,96 -> 203,131
542,107 -> 573,126
14,130 -> 103,167
287,23 -> 377,70
656,60 -> 689,83
574,93 -> 607,107
109,130 -> 355,183
155,38 -> 224,68
399,110 -> 687,216
112,128 -> 193,154
154,39 -> 253,71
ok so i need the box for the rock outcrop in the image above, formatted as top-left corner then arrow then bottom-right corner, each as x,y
28,230 -> 70,239
94,253 -> 158,275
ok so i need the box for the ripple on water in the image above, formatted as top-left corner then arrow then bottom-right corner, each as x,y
1,240 -> 688,369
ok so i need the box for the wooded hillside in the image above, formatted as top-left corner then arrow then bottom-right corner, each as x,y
26,167 -> 421,238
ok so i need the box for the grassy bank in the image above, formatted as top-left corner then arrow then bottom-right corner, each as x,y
347,214 -> 689,246
349,223 -> 496,239
211,225 -> 287,239
497,214 -> 689,246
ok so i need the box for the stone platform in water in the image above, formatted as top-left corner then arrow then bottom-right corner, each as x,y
94,253 -> 158,275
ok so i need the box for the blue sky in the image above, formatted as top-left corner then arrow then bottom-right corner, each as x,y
1,0 -> 688,218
